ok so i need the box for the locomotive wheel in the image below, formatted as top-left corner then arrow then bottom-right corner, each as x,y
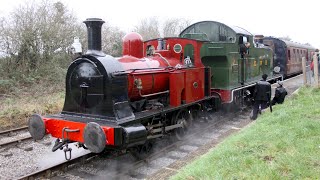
130,141 -> 153,160
172,109 -> 193,140
191,108 -> 199,121
190,108 -> 205,127
190,106 -> 204,123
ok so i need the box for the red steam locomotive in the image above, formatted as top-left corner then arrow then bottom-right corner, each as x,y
28,18 -> 218,159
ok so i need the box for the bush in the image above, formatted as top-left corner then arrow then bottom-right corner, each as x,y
0,79 -> 17,94
0,53 -> 70,95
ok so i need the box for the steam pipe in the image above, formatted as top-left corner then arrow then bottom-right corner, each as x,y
139,89 -> 169,98
154,53 -> 171,66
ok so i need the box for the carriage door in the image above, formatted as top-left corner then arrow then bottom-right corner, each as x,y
238,36 -> 248,85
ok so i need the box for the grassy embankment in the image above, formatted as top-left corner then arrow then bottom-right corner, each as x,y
0,60 -> 67,131
0,87 -> 65,131
172,86 -> 320,179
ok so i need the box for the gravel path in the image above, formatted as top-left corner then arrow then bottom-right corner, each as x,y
0,136 -> 90,179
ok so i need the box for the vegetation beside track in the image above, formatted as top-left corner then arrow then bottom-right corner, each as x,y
0,90 -> 64,131
172,86 -> 320,179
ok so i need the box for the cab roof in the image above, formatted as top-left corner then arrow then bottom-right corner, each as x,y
179,21 -> 252,42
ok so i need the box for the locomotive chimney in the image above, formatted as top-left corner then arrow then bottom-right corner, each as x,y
83,18 -> 105,56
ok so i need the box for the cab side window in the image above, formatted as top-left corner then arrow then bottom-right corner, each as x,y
238,36 -> 248,45
183,44 -> 194,66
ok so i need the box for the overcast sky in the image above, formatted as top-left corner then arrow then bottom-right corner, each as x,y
1,0 -> 319,48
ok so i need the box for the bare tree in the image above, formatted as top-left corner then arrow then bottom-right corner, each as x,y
133,17 -> 191,40
101,24 -> 125,57
162,18 -> 191,37
0,0 -> 81,72
134,17 -> 160,41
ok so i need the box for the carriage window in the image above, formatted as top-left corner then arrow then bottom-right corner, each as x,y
288,50 -> 291,60
239,36 -> 243,44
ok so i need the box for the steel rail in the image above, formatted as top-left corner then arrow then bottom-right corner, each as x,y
114,110 -> 249,179
0,136 -> 32,147
18,153 -> 97,180
0,126 -> 28,135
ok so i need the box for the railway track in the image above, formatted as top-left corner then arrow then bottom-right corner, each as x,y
113,110 -> 250,179
17,110 -> 243,179
0,126 -> 32,148
34,110 -> 250,180
0,126 -> 28,135
18,153 -> 97,180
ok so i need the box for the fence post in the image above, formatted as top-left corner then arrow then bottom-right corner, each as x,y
314,54 -> 319,87
302,57 -> 307,85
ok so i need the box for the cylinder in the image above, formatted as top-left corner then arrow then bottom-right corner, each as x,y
123,125 -> 147,147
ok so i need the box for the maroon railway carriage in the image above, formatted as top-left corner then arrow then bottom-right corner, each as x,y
263,37 -> 316,77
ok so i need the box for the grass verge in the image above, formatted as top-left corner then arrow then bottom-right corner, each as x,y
0,56 -> 68,131
172,86 -> 320,179
0,89 -> 64,131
